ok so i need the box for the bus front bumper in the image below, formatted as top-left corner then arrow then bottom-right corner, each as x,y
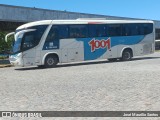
9,53 -> 24,66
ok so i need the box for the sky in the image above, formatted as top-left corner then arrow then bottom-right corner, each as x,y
0,0 -> 159,20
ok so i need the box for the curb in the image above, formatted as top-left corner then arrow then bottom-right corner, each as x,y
0,64 -> 13,68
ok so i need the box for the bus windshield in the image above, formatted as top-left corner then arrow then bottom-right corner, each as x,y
12,25 -> 48,54
11,29 -> 35,54
12,37 -> 22,53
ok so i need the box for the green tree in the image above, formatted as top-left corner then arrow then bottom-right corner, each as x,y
0,32 -> 13,53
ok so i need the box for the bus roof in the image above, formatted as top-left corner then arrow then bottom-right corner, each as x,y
17,19 -> 154,30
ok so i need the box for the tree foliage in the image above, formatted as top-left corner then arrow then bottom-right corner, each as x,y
0,32 -> 13,54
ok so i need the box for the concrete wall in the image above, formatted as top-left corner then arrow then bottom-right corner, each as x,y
0,4 -> 136,22
0,4 -> 159,29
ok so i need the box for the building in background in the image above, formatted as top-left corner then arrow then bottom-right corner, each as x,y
0,4 -> 160,49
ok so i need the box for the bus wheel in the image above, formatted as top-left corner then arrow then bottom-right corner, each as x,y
121,50 -> 132,61
108,58 -> 117,62
45,55 -> 58,68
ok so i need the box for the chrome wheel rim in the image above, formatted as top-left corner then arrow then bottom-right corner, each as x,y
47,58 -> 54,66
124,52 -> 131,60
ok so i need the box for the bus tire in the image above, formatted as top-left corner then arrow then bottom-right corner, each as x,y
108,58 -> 117,62
44,55 -> 58,68
121,49 -> 132,61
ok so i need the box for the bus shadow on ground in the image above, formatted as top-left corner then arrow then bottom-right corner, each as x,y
131,56 -> 160,61
15,60 -> 110,71
15,57 -> 160,71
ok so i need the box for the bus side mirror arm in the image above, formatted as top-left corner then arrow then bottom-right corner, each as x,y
5,32 -> 15,42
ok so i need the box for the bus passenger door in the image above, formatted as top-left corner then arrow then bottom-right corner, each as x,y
15,29 -> 37,66
21,30 -> 37,66
22,48 -> 36,66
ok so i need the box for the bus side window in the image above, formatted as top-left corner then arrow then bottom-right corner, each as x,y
46,26 -> 59,42
44,26 -> 60,49
122,24 -> 130,36
88,24 -> 107,37
69,25 -> 88,38
58,25 -> 68,39
138,24 -> 145,35
130,24 -> 139,36
107,24 -> 122,36
96,25 -> 107,37
88,25 -> 96,37
143,23 -> 153,35
122,23 -> 153,36
138,23 -> 153,35
26,25 -> 48,45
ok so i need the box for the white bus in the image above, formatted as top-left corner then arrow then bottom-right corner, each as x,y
5,19 -> 155,68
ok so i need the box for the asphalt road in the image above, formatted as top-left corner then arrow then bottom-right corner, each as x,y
1,52 -> 160,119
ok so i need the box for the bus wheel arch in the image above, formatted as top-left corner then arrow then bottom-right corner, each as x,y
121,48 -> 133,61
43,53 -> 59,68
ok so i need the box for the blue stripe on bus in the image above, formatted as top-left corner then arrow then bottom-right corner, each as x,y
76,36 -> 144,60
